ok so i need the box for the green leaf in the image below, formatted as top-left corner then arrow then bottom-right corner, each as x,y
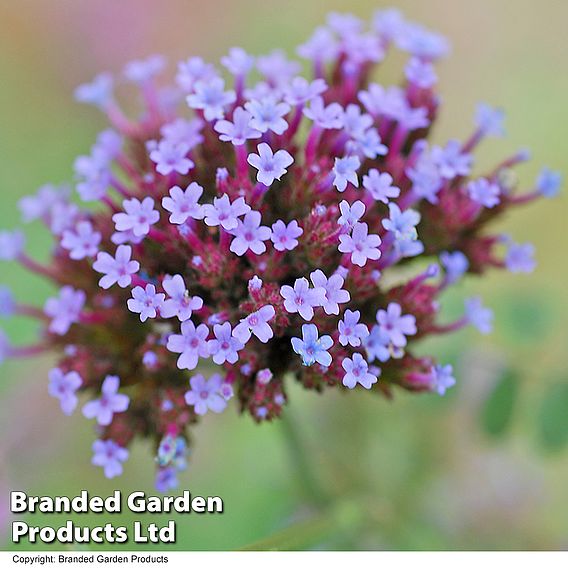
537,382 -> 568,452
480,369 -> 519,438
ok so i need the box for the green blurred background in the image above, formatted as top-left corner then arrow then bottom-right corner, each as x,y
0,0 -> 567,551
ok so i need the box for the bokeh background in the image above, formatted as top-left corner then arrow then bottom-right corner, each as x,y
1,0 -> 567,551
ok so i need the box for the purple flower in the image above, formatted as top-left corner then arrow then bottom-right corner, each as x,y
220,382 -> 234,401
291,323 -> 333,367
221,47 -> 255,76
74,155 -> 111,201
49,202 -> 80,236
475,103 -> 505,137
440,250 -> 469,284
44,286 -> 86,335
157,435 -> 181,467
155,467 -> 178,492
167,320 -> 210,370
382,203 -> 420,242
202,194 -> 250,231
93,129 -> 122,160
396,238 -> 424,259
338,222 -> 382,267
93,245 -> 140,289
342,353 -> 378,389
405,57 -> 437,88
467,178 -> 500,208
309,269 -> 350,315
464,296 -> 493,334
406,154 -> 443,204
280,277 -> 326,321
186,78 -> 236,121
376,302 -> 417,348
18,184 -> 69,223
74,73 -> 113,108
297,27 -> 338,65
229,211 -> 272,256
82,375 -> 129,426
208,322 -> 244,364
352,128 -> 388,159
92,439 -> 129,479
241,284 -> 259,302
358,83 -> 398,117
0,329 -> 10,364
362,169 -> 400,204
162,183 -> 205,225
176,57 -> 216,92
327,12 -> 363,36
395,22 -> 450,60
214,107 -> 261,145
333,155 -> 361,192
338,200 -> 365,229
505,242 -> 536,273
364,325 -> 394,363
161,118 -> 204,149
143,351 -> 159,370
233,305 -> 275,343
0,286 -> 15,318
245,97 -> 291,135
123,55 -> 165,83
0,230 -> 25,261
338,309 -> 369,347
429,364 -> 456,396
394,104 -> 430,131
256,368 -> 273,385
536,167 -> 562,198
127,284 -> 165,322
113,197 -> 160,238
149,140 -> 194,176
61,221 -> 102,260
48,368 -> 82,415
303,96 -> 344,129
284,77 -> 327,106
342,104 -> 373,139
345,33 -> 385,66
373,8 -> 406,41
431,140 -> 472,179
161,274 -> 203,321
184,374 -> 228,416
247,143 -> 294,186
244,81 -> 279,101
111,229 -> 144,246
257,50 -> 300,86
270,220 -> 303,251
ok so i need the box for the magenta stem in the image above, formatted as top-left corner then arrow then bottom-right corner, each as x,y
148,228 -> 168,244
429,318 -> 467,334
509,190 -> 538,205
462,129 -> 483,153
106,102 -> 140,138
111,177 -> 133,198
235,144 -> 249,180
18,254 -> 61,282
9,343 -> 49,358
15,305 -> 47,320
102,195 -> 120,212
305,125 -> 322,163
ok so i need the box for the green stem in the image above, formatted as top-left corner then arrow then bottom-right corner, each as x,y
238,500 -> 364,551
280,410 -> 328,507
238,511 -> 334,551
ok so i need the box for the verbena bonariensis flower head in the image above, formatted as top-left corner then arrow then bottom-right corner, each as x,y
0,9 -> 562,489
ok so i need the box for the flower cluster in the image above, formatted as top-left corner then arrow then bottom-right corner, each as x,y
0,10 -> 562,489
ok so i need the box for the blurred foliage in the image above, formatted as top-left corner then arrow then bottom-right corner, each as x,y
537,382 -> 568,452
480,369 -> 519,439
